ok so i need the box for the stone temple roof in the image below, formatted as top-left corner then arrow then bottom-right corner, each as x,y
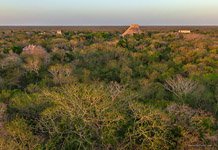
122,24 -> 142,37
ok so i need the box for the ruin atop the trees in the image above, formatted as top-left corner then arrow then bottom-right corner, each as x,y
122,24 -> 142,37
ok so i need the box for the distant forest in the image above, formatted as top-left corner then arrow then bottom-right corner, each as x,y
0,27 -> 218,149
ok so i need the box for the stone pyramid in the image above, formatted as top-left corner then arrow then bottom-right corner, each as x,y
122,24 -> 142,37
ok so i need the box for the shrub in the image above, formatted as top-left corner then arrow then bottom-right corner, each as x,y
49,64 -> 74,85
166,104 -> 218,148
12,46 -> 23,54
0,53 -> 23,89
0,90 -> 13,103
164,75 -> 198,101
8,93 -> 51,125
5,117 -> 42,149
120,102 -> 177,150
37,83 -> 126,149
21,45 -> 49,74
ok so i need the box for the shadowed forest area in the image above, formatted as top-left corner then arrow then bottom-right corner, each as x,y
0,26 -> 218,149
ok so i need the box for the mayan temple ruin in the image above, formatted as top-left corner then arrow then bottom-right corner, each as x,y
122,24 -> 142,36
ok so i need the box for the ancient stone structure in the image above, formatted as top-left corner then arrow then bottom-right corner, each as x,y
178,30 -> 191,34
57,30 -> 62,35
122,24 -> 142,37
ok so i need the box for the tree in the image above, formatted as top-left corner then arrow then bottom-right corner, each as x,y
21,45 -> 49,74
164,75 -> 198,100
12,46 -> 23,54
48,64 -> 74,85
0,53 -> 23,89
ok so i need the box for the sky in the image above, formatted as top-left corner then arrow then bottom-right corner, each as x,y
0,0 -> 218,26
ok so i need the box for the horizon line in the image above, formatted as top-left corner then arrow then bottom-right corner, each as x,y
1,24 -> 218,27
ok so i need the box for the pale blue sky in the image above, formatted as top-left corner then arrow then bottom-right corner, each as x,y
0,0 -> 218,25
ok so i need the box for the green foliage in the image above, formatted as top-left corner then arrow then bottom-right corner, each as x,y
8,93 -> 52,125
121,102 -> 178,150
0,90 -> 17,103
0,28 -> 218,149
166,104 -> 218,148
5,117 -> 42,150
12,46 -> 23,54
37,83 -> 127,149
